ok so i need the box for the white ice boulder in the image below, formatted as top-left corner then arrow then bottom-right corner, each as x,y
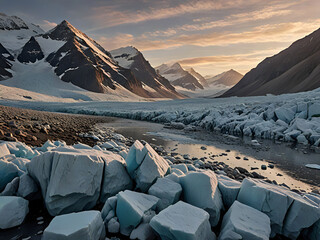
125,140 -> 148,176
17,173 -> 38,199
282,193 -> 320,239
5,141 -> 38,159
309,103 -> 320,118
219,201 -> 271,240
73,143 -> 92,150
0,157 -> 24,191
275,107 -> 295,123
134,143 -> 170,192
116,190 -> 159,234
148,177 -> 182,211
237,178 -> 320,237
180,170 -> 223,227
150,201 -> 216,240
27,148 -> 105,216
99,151 -> 133,203
0,143 -> 10,157
0,196 -> 29,229
0,177 -> 19,196
108,217 -> 120,233
42,210 -> 105,240
171,164 -> 188,174
302,193 -> 320,240
217,175 -> 241,209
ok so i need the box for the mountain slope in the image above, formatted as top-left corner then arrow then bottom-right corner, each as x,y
0,13 -> 44,52
186,68 -> 209,87
206,69 -> 243,86
156,63 -> 203,91
43,20 -> 148,96
110,46 -> 183,99
222,27 -> 320,97
0,43 -> 14,80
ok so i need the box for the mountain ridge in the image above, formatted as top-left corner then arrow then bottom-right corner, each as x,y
222,27 -> 320,97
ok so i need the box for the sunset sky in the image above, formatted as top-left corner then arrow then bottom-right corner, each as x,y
2,0 -> 320,76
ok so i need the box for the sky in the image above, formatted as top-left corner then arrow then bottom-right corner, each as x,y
1,0 -> 320,76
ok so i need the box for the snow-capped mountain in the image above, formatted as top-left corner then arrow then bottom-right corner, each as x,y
186,68 -> 209,87
206,69 -> 243,86
110,46 -> 183,99
222,27 -> 320,97
0,13 -> 44,52
42,20 -> 148,95
156,63 -> 204,91
0,15 -> 185,100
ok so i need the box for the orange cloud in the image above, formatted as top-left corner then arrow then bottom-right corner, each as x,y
145,2 -> 296,37
87,0 -> 271,31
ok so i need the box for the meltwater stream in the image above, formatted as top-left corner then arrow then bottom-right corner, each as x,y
96,117 -> 320,192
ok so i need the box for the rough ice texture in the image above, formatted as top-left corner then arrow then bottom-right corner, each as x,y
217,175 -> 241,209
0,156 -> 24,191
27,147 -> 129,216
180,170 -> 223,227
302,193 -> 320,240
0,196 -> 29,229
148,177 -> 182,211
19,89 -> 320,146
0,177 -> 19,196
126,142 -> 170,192
237,178 -> 320,238
219,200 -> 271,240
125,140 -> 147,176
116,190 -> 159,233
17,173 -> 38,199
0,143 -> 10,157
150,201 -> 216,240
42,210 -> 105,240
99,151 -> 133,203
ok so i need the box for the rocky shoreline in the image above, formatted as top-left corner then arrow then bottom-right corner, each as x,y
0,105 -> 112,146
1,106 -> 320,240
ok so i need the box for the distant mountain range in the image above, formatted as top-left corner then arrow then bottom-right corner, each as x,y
206,69 -> 243,86
156,63 -> 204,91
222,27 -> 320,97
0,14 -> 182,100
110,46 -> 183,99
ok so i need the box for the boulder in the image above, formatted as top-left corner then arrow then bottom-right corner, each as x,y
148,177 -> 182,211
17,173 -> 38,199
282,193 -> 320,239
275,107 -> 295,123
27,148 -> 105,216
125,140 -> 148,176
0,177 -> 19,196
0,196 -> 29,229
309,103 -> 320,118
219,201 -> 271,240
0,157 -> 24,191
0,143 -> 10,157
171,164 -> 188,174
180,170 -> 223,227
217,175 -> 241,209
116,190 -> 159,234
150,201 -> 216,240
108,217 -> 120,233
237,178 -> 320,237
134,143 -> 170,192
99,152 -> 133,202
42,210 -> 105,240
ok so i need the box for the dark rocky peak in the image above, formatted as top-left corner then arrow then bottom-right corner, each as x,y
43,20 -> 113,61
0,43 -> 14,61
17,36 -> 44,63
